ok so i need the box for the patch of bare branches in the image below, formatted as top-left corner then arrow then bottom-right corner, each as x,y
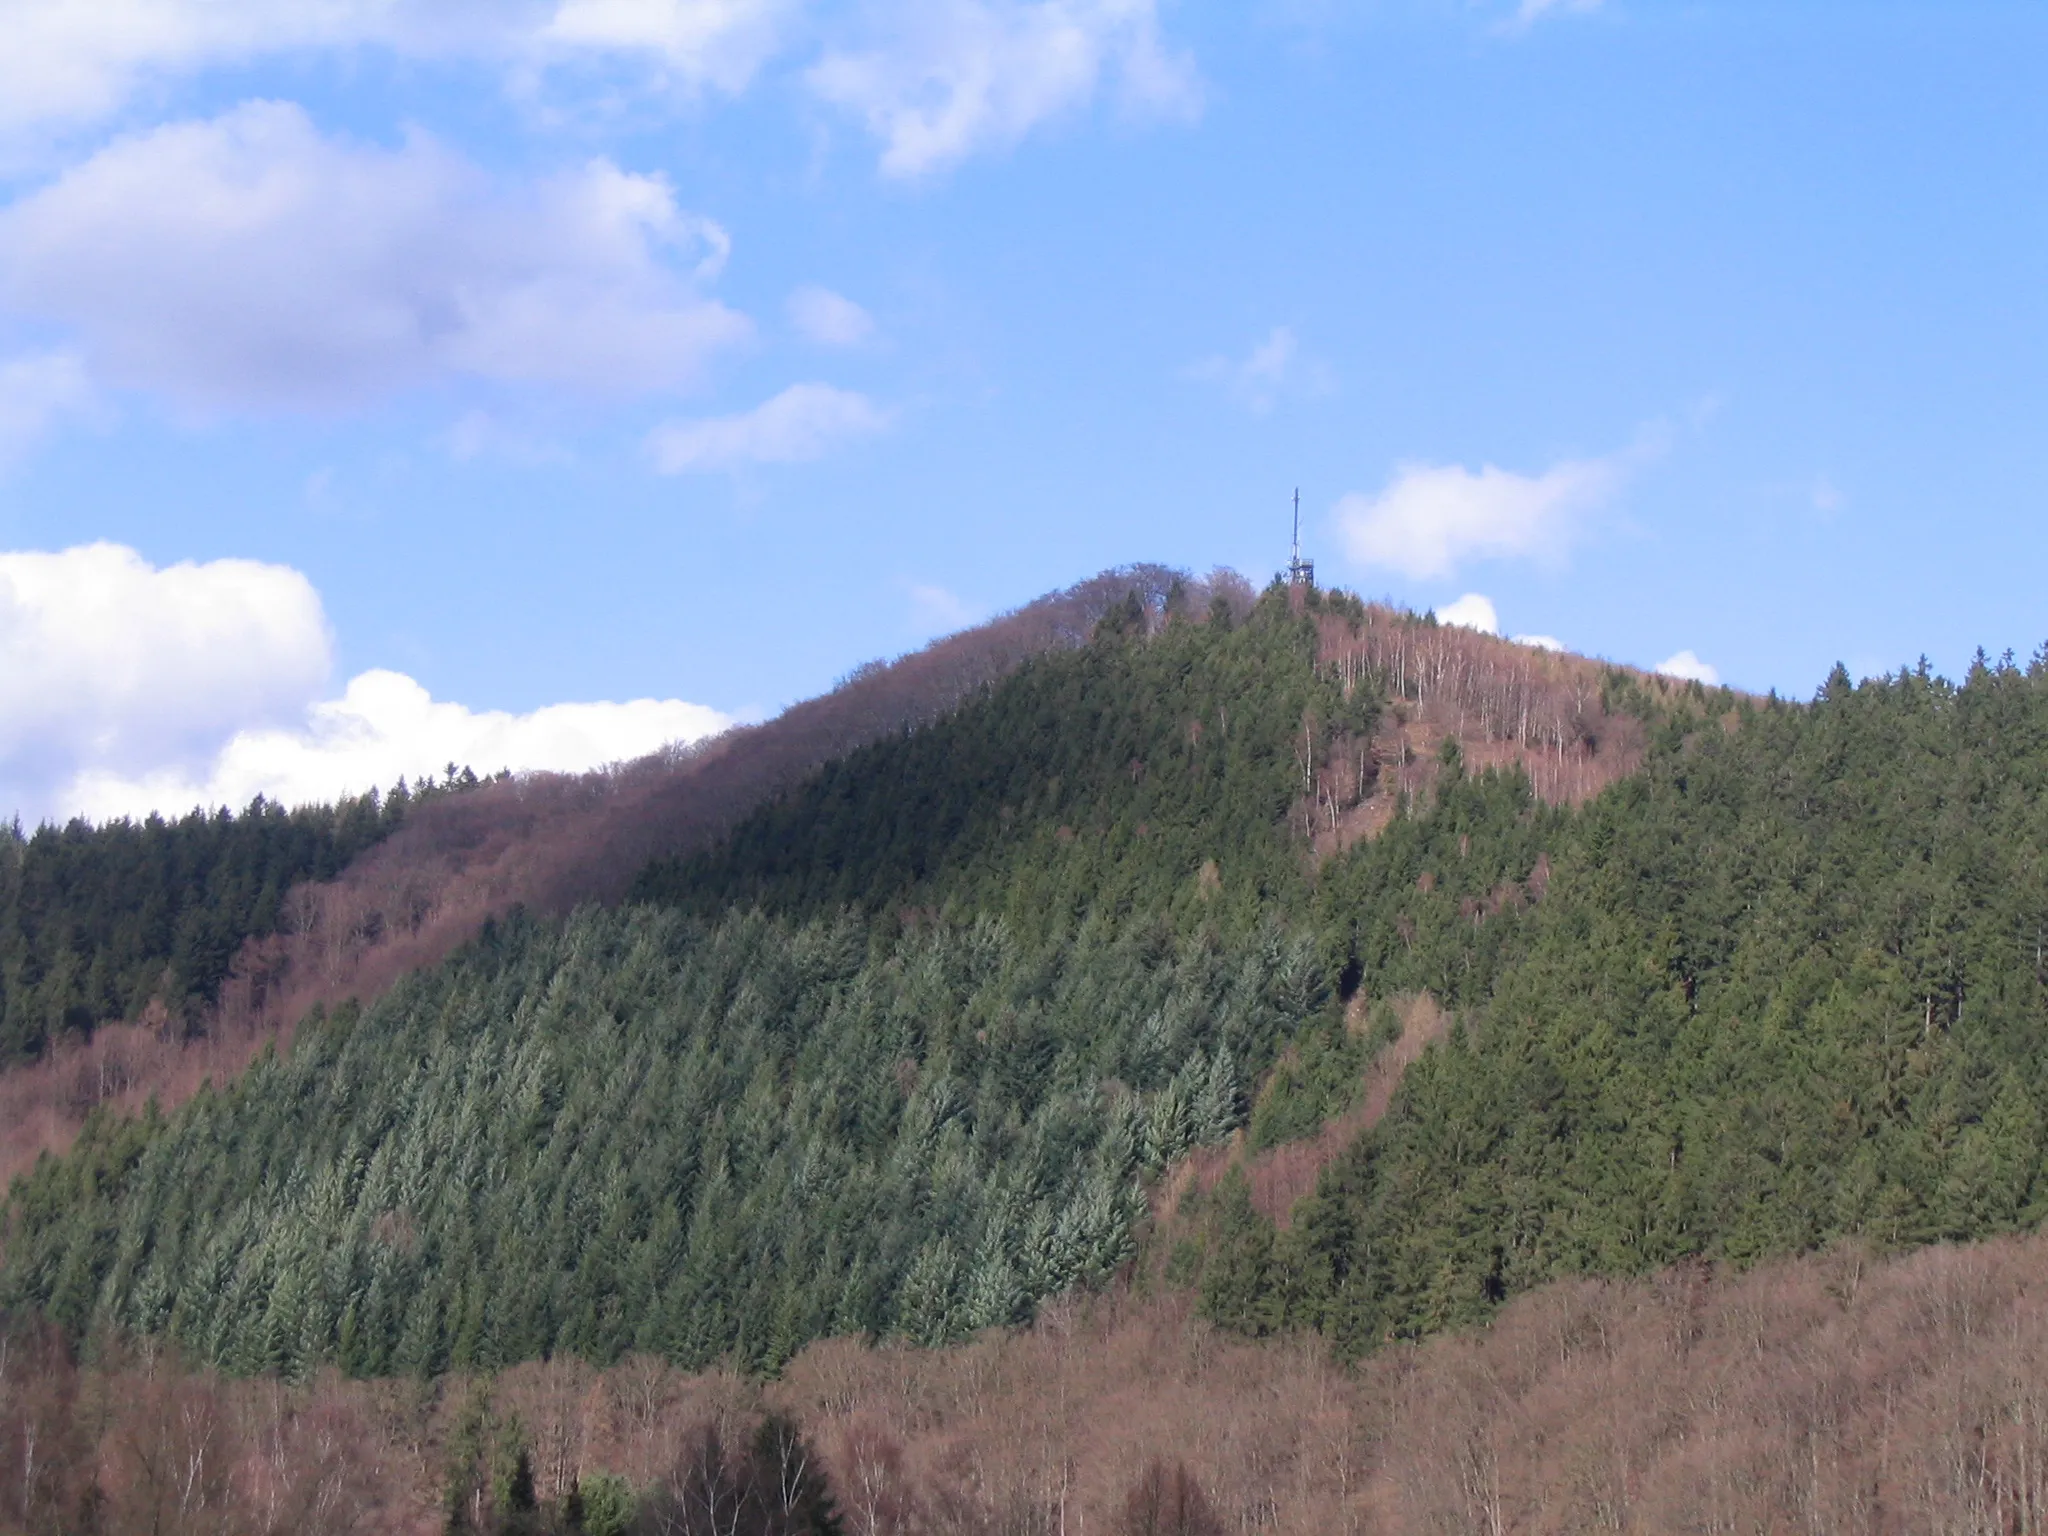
1310,605 -> 1668,849
18,1230 -> 2048,1533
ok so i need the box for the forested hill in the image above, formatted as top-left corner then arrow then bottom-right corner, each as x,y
13,582 -> 2048,1398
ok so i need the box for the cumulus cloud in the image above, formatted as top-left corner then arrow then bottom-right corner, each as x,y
0,0 -> 795,139
67,669 -> 734,821
1334,445 -> 1640,581
0,348 -> 95,463
787,285 -> 876,347
1433,592 -> 1568,652
0,542 -> 332,815
1188,326 -> 1331,415
0,101 -> 750,408
647,382 -> 891,472
1435,593 -> 1499,634
1657,649 -> 1720,686
0,540 -> 735,821
808,0 -> 1201,179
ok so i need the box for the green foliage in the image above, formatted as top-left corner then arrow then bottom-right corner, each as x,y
0,897 -> 1328,1374
30,577 -> 2048,1386
572,1473 -> 636,1536
0,597 -> 1358,1378
1222,653 -> 2048,1352
1247,1014 -> 1369,1150
1161,1238 -> 1204,1289
0,769 -> 487,1062
1194,1169 -> 1276,1337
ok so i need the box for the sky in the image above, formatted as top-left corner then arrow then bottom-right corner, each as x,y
0,1 -> 2043,823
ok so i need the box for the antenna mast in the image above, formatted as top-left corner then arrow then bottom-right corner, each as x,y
1287,487 -> 1314,589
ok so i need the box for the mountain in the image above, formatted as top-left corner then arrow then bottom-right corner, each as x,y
8,568 -> 2048,1533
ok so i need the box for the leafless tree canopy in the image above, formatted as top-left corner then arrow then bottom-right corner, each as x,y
15,1228 -> 2048,1534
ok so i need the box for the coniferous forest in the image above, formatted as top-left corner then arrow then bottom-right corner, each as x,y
0,769 -> 492,1066
11,576 -> 2048,1532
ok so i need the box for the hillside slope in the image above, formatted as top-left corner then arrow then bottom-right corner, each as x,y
0,784 -> 429,1065
13,575 -> 2048,1414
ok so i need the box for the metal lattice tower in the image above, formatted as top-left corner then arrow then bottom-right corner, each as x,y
1287,487 -> 1315,588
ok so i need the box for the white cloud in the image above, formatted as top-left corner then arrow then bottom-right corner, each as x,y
0,348 -> 95,463
647,381 -> 891,472
0,540 -> 734,821
1657,649 -> 1720,686
0,0 -> 1199,183
1811,475 -> 1845,515
1430,592 -> 1569,652
1334,447 -> 1635,581
0,102 -> 751,408
0,1 -> 1196,176
1188,326 -> 1331,415
808,0 -> 1201,179
0,0 -> 795,140
66,669 -> 734,819
0,542 -> 332,817
1436,593 -> 1499,635
535,0 -> 796,91
787,285 -> 876,347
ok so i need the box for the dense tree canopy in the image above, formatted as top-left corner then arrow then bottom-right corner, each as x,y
1201,651 -> 2048,1350
635,583 -> 1368,943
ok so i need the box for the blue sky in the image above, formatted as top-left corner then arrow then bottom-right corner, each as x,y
0,1 -> 2043,821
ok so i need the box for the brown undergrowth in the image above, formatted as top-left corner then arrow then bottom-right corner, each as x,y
1245,991 -> 1452,1229
1152,992 -> 1453,1238
1307,604 -> 1712,854
12,1233 -> 2048,1533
